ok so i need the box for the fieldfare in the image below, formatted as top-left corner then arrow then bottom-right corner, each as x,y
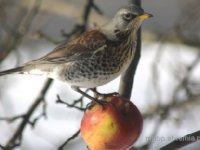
0,5 -> 152,102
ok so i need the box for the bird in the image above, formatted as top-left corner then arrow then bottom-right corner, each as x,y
0,5 -> 152,102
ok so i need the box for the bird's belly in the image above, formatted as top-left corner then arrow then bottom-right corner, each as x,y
65,72 -> 120,88
63,55 -> 133,88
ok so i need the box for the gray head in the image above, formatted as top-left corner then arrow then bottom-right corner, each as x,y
102,5 -> 153,41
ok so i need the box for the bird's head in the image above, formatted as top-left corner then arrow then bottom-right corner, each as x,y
102,5 -> 153,41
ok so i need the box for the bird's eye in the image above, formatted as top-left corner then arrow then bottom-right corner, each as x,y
123,13 -> 135,21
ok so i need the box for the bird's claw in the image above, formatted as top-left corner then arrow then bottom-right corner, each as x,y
90,88 -> 119,99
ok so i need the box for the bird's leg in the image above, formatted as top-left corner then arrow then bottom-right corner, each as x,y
90,88 -> 119,98
71,86 -> 106,105
90,88 -> 99,99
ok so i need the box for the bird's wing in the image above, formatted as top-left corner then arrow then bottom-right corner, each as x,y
27,30 -> 107,64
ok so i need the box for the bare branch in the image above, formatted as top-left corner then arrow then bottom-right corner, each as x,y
2,79 -> 52,149
61,0 -> 102,39
0,114 -> 26,123
29,99 -> 48,128
56,95 -> 86,111
0,0 -> 42,63
160,130 -> 200,150
143,94 -> 200,120
58,129 -> 80,150
92,2 -> 104,15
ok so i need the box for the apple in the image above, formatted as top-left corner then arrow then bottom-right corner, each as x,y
80,96 -> 143,150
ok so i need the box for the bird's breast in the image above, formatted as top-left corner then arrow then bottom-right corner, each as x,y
63,39 -> 137,88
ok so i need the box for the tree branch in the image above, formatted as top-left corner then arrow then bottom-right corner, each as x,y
0,0 -> 42,63
2,79 -> 52,149
56,95 -> 86,111
61,0 -> 102,39
58,129 -> 80,150
0,114 -> 26,123
160,130 -> 200,150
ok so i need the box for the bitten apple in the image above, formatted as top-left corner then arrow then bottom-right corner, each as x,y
80,96 -> 143,150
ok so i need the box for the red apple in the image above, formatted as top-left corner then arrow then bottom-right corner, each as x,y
80,96 -> 143,150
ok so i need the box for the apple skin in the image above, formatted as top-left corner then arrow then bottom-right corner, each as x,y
80,96 -> 143,150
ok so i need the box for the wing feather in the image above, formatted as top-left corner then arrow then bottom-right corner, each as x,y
28,30 -> 107,64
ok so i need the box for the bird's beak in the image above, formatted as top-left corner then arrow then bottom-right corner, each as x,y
138,12 -> 153,20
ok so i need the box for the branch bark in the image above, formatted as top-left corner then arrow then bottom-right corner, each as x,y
119,0 -> 141,99
58,129 -> 80,150
160,130 -> 200,150
4,79 -> 52,149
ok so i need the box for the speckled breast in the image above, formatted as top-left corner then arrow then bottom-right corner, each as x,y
64,39 -> 137,88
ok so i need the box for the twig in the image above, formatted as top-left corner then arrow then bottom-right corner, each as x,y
92,2 -> 103,15
142,51 -> 200,119
0,144 -> 4,149
172,52 -> 200,100
0,114 -> 26,122
132,93 -> 200,150
0,0 -> 42,63
2,79 -> 52,149
61,0 -> 102,39
56,95 -> 86,111
58,129 -> 80,150
29,98 -> 48,128
160,130 -> 200,150
143,93 -> 200,120
0,98 -> 47,128
131,108 -> 168,150
61,0 -> 97,38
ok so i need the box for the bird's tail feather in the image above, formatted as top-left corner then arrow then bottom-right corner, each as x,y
0,66 -> 24,76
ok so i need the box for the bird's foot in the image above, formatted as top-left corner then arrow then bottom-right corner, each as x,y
86,98 -> 108,110
90,88 -> 119,99
71,86 -> 108,109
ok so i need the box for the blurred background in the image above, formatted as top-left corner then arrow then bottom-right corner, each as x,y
0,0 -> 200,150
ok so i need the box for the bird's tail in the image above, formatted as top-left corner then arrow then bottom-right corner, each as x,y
0,66 -> 24,76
